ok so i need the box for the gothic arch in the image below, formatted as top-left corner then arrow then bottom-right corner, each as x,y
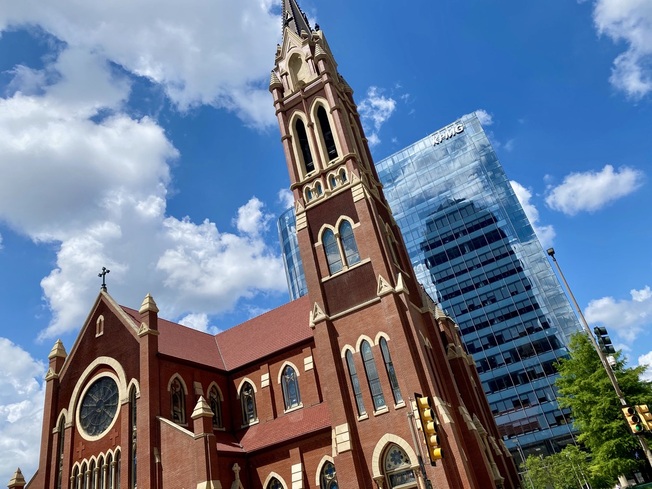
374,331 -> 390,345
262,472 -> 288,489
340,344 -> 355,358
315,455 -> 335,487
317,223 -> 337,246
371,434 -> 419,480
56,408 -> 69,427
355,334 -> 375,353
276,360 -> 301,383
206,381 -> 224,400
126,378 -> 141,399
289,111 -> 316,178
235,377 -> 258,397
166,374 -> 188,394
310,98 -> 340,164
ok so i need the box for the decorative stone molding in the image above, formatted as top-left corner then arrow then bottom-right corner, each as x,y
309,302 -> 327,327
334,423 -> 351,453
377,274 -> 394,296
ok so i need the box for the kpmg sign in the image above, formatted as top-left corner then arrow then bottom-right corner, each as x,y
432,122 -> 464,145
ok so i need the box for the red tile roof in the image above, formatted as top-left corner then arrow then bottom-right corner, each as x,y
215,295 -> 313,370
120,295 -> 313,372
237,403 -> 331,452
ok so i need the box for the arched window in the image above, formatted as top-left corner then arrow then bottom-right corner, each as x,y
209,385 -> 222,428
81,462 -> 88,489
267,477 -> 283,489
339,168 -> 347,183
380,337 -> 403,404
281,365 -> 301,410
89,460 -> 96,489
55,417 -> 65,489
96,315 -> 104,337
114,450 -> 121,489
361,341 -> 386,411
322,220 -> 361,275
170,377 -> 186,424
320,461 -> 338,489
384,444 -> 417,488
323,229 -> 343,274
72,466 -> 79,489
317,105 -> 338,161
346,350 -> 366,416
107,453 -> 114,489
98,456 -> 105,489
339,220 -> 360,267
240,382 -> 257,425
329,174 -> 338,189
295,119 -> 314,174
315,181 -> 323,196
129,387 -> 137,489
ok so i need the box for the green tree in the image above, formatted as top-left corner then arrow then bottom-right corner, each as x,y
521,445 -> 594,489
555,332 -> 652,482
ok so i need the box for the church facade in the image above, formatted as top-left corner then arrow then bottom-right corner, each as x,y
15,1 -> 519,488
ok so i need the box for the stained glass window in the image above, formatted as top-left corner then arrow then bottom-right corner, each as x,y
79,377 -> 119,437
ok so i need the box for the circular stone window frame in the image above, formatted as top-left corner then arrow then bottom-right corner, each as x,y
76,372 -> 121,442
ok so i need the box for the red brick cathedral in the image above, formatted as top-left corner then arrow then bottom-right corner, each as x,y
13,1 -> 519,488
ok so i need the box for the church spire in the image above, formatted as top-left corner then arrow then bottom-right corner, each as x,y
281,0 -> 311,38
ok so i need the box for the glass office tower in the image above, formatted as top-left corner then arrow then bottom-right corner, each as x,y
278,112 -> 581,458
278,207 -> 308,301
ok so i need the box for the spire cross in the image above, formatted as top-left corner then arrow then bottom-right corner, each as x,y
98,267 -> 110,291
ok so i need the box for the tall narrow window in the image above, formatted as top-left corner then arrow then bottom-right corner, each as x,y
323,229 -> 343,274
339,220 -> 360,266
241,382 -> 257,425
317,106 -> 338,160
106,453 -> 113,489
281,365 -> 301,410
89,460 -> 96,489
56,418 -> 65,489
295,119 -> 314,174
380,337 -> 403,404
129,387 -> 137,489
346,350 -> 366,416
209,385 -> 222,428
170,377 -> 186,424
115,450 -> 121,489
98,456 -> 105,489
361,341 -> 386,411
320,461 -> 338,489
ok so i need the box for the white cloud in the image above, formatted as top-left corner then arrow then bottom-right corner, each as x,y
0,0 -> 281,127
358,86 -> 396,147
585,285 -> 652,342
0,46 -> 287,342
178,312 -> 220,335
639,351 -> 652,382
277,188 -> 294,211
545,164 -> 643,215
475,109 -> 494,126
592,0 -> 652,99
510,181 -> 556,248
0,338 -> 45,486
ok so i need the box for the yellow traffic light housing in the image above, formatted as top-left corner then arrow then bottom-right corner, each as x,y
623,406 -> 644,434
415,394 -> 443,464
635,405 -> 652,432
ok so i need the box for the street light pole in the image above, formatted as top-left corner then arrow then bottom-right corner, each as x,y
547,248 -> 652,469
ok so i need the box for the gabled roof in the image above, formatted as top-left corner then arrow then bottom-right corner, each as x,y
215,294 -> 312,370
121,295 -> 313,372
238,402 -> 331,452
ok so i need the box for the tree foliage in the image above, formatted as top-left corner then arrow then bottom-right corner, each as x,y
554,332 -> 652,482
521,445 -> 597,489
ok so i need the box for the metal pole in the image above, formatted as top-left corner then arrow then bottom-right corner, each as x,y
547,248 -> 652,469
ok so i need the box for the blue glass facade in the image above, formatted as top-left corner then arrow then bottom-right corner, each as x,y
278,112 -> 581,457
278,207 -> 308,301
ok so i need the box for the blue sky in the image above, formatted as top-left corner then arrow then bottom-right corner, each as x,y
1,0 -> 651,481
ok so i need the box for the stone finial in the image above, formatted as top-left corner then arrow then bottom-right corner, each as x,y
191,396 -> 214,420
139,293 -> 159,314
269,71 -> 282,89
48,339 -> 67,360
7,468 -> 26,488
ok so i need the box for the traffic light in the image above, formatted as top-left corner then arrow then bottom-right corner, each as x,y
623,406 -> 645,434
594,326 -> 616,354
415,394 -> 443,464
635,405 -> 652,432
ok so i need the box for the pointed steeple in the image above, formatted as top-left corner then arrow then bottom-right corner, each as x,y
281,0 -> 311,38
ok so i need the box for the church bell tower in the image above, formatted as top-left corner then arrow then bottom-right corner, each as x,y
270,2 -> 517,488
